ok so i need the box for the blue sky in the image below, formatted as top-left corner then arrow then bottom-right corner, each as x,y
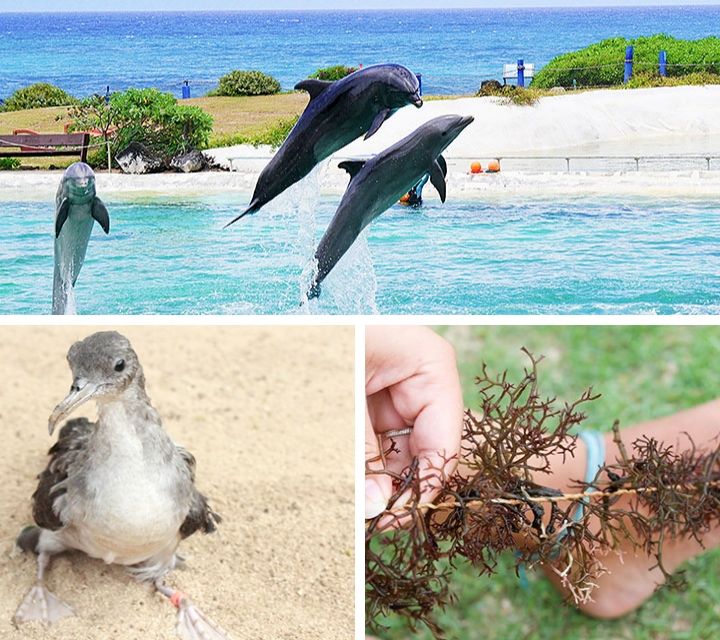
1,0 -> 719,12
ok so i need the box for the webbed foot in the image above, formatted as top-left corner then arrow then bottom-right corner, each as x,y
174,593 -> 232,640
14,582 -> 74,625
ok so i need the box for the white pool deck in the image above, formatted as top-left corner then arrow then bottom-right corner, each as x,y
4,86 -> 720,200
4,168 -> 720,202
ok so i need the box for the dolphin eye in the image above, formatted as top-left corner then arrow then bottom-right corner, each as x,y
114,359 -> 125,372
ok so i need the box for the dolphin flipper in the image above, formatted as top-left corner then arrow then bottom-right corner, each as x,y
438,154 -> 448,177
364,109 -> 392,140
295,79 -> 334,101
429,158 -> 447,203
55,198 -> 70,238
91,197 -> 110,234
338,160 -> 367,180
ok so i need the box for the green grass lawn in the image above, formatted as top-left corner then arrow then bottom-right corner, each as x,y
0,93 -> 308,170
371,325 -> 720,640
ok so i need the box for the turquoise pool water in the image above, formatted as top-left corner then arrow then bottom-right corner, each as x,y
2,192 -> 719,315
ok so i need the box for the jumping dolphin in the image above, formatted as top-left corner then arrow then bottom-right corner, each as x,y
52,162 -> 109,315
225,63 -> 423,227
306,114 -> 474,299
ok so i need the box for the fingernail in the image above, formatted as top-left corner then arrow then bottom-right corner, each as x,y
365,478 -> 388,519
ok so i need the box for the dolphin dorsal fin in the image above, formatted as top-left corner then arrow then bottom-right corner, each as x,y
429,158 -> 447,203
92,197 -> 110,234
55,198 -> 70,238
338,160 -> 367,180
295,79 -> 334,100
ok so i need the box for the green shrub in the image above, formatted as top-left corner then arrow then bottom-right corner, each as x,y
207,115 -> 299,150
533,35 -> 720,89
211,70 -> 281,97
0,158 -> 21,170
309,65 -> 357,81
68,88 -> 213,169
476,84 -> 541,106
625,70 -> 720,88
85,147 -> 110,170
2,83 -> 76,111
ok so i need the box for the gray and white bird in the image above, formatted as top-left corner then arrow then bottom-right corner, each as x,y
14,331 -> 230,640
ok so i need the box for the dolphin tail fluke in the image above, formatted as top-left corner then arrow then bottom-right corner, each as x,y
224,201 -> 260,229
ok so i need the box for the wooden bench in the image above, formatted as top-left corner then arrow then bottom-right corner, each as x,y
0,132 -> 90,162
503,63 -> 535,86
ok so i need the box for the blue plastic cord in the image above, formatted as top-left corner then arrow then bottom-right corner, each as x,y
517,430 -> 606,589
574,430 -> 606,520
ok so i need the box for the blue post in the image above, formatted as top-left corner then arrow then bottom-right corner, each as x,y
623,46 -> 634,83
416,73 -> 422,96
517,59 -> 525,88
181,80 -> 191,99
659,50 -> 667,77
104,86 -> 110,105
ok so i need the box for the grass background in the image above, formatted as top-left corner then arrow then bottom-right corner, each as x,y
372,325 -> 720,640
0,93 -> 307,169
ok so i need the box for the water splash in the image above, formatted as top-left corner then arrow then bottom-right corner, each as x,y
63,282 -> 77,315
290,161 -> 323,314
317,229 -> 379,314
269,159 -> 379,314
291,164 -> 379,314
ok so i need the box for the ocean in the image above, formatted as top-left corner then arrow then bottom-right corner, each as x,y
1,6 -> 719,99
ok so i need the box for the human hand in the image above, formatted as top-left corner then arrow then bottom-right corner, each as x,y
365,326 -> 464,520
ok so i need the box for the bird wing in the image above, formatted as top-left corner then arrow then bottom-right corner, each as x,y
32,418 -> 94,530
177,445 -> 222,539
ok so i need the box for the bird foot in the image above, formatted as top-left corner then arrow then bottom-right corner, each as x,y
174,594 -> 232,640
13,582 -> 74,625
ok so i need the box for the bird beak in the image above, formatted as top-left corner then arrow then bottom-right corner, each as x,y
48,378 -> 97,435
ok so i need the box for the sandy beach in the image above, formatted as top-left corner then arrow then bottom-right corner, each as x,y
0,326 -> 354,640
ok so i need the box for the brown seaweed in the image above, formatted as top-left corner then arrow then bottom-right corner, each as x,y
365,350 -> 720,637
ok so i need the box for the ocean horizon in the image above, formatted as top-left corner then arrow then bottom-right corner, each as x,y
2,6 -> 720,98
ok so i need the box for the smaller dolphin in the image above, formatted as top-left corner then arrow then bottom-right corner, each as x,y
52,162 -> 110,315
225,63 -> 423,227
306,114 -> 474,299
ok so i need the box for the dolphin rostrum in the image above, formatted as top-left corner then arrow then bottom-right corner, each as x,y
52,162 -> 109,315
306,114 -> 474,299
225,63 -> 423,227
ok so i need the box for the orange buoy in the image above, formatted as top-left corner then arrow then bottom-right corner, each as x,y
486,160 -> 501,173
470,161 -> 482,174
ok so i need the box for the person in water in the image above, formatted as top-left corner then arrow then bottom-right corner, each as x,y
401,174 -> 429,207
399,156 -> 448,208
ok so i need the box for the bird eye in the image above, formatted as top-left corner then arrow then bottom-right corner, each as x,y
114,359 -> 125,372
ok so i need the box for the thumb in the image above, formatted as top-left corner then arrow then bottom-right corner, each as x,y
365,404 -> 392,520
